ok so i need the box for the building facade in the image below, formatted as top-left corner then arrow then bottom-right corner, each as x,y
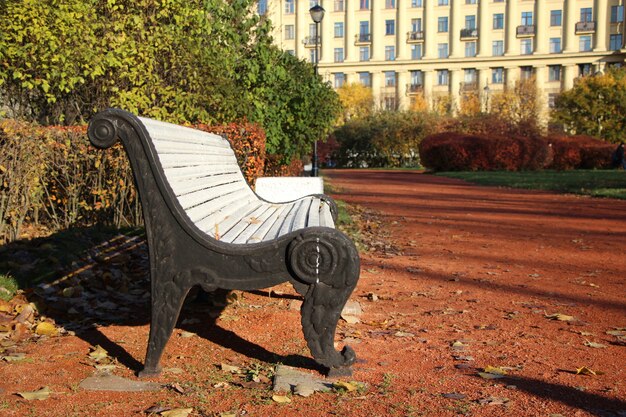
263,0 -> 626,114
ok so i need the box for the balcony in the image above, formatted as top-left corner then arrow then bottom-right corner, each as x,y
303,36 -> 320,47
406,31 -> 425,43
516,25 -> 535,37
406,84 -> 424,94
460,28 -> 478,40
575,21 -> 596,34
355,33 -> 372,45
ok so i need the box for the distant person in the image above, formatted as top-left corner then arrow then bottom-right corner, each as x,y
612,142 -> 625,169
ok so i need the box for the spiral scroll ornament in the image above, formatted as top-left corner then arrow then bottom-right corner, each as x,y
288,235 -> 338,285
88,118 -> 119,149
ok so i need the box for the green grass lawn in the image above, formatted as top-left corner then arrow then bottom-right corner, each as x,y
436,170 -> 626,200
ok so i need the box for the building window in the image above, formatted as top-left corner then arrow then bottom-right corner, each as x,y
579,35 -> 592,52
410,70 -> 423,86
359,46 -> 370,61
465,15 -> 476,29
548,65 -> 561,82
550,10 -> 562,26
309,1 -> 318,7
580,7 -> 593,23
492,67 -> 504,84
493,13 -> 504,30
383,95 -> 398,111
411,0 -> 423,7
548,93 -> 558,109
334,22 -> 344,38
611,5 -> 624,23
257,0 -> 267,15
286,50 -> 295,56
411,44 -> 423,60
411,18 -> 423,32
360,0 -> 370,10
521,38 -> 533,55
549,37 -> 561,53
334,48 -> 344,62
309,23 -> 317,38
334,73 -> 345,88
359,21 -> 370,37
464,68 -> 477,84
385,71 -> 396,87
521,11 -> 533,26
438,43 -> 449,58
309,49 -> 317,63
520,66 -> 533,80
438,17 -> 449,32
465,41 -> 476,57
492,40 -> 504,56
437,69 -> 449,86
438,0 -> 449,5
466,0 -> 477,4
385,20 -> 395,35
579,63 -> 593,76
334,0 -> 345,12
610,34 -> 623,51
284,0 -> 294,14
385,0 -> 396,8
385,45 -> 396,61
285,25 -> 295,40
359,72 -> 371,87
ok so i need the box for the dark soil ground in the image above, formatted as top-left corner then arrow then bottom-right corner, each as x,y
1,169 -> 625,417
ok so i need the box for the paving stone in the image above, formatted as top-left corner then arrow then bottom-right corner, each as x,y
272,365 -> 333,395
79,372 -> 161,392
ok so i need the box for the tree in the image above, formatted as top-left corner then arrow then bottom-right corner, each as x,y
489,76 -> 542,137
551,67 -> 626,143
336,83 -> 374,123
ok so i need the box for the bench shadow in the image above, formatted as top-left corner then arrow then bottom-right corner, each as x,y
1,227 -> 320,376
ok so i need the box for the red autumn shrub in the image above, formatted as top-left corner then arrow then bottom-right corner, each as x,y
419,132 -> 550,171
263,154 -> 304,177
547,135 -> 614,170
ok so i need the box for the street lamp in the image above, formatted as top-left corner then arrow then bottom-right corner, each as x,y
309,4 -> 325,177
483,85 -> 490,113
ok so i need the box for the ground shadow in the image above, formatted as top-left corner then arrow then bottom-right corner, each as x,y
1,227 -> 319,375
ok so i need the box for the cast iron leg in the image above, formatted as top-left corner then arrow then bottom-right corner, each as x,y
139,281 -> 189,377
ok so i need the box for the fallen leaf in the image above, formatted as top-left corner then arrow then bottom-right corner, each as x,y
442,392 -> 466,400
219,413 -> 237,417
393,331 -> 414,338
545,313 -> 576,322
484,366 -> 507,375
583,341 -> 606,349
89,345 -> 109,362
220,363 -> 241,374
159,408 -> 193,417
333,381 -> 358,392
271,394 -> 292,403
2,352 -> 26,362
179,331 -> 196,338
575,366 -> 597,376
342,315 -> 360,324
169,383 -> 185,394
606,329 -> 626,337
478,372 -> 505,380
17,386 -> 51,400
35,322 -> 58,337
477,396 -> 509,405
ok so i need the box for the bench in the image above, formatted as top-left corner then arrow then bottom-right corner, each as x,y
87,108 -> 360,377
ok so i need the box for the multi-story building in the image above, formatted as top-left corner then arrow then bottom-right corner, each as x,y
263,0 -> 626,115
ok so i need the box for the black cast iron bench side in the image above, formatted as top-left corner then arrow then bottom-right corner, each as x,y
87,108 -> 360,377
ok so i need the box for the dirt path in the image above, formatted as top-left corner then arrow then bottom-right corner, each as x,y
1,169 -> 625,416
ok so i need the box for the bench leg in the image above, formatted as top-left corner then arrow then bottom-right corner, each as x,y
300,279 -> 357,377
139,280 -> 190,377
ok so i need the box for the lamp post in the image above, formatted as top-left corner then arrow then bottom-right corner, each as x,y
309,4 -> 325,177
483,84 -> 490,113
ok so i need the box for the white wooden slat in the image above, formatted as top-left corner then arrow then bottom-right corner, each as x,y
278,199 -> 304,236
140,118 -> 231,148
170,173 -> 244,197
231,204 -> 280,244
152,141 -> 235,156
292,198 -> 313,230
198,199 -> 259,237
186,189 -> 253,223
211,202 -> 263,241
163,164 -> 241,181
219,203 -> 270,242
263,203 -> 296,241
157,153 -> 238,168
319,203 -> 335,228
306,197 -> 321,227
245,204 -> 289,243
177,182 -> 247,210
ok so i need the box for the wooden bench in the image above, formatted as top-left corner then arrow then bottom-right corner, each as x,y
87,108 -> 360,377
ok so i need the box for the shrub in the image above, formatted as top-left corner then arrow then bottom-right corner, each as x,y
263,155 -> 304,177
547,135 -> 614,170
419,132 -> 550,172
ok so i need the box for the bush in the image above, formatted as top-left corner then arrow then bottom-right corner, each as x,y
419,132 -> 550,172
547,135 -> 614,170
